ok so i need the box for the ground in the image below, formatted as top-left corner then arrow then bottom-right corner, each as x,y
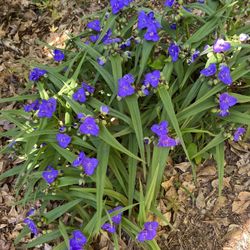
0,1 -> 249,249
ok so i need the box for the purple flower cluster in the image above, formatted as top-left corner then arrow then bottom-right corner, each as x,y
42,166 -> 59,184
87,20 -> 101,32
102,206 -> 123,233
79,116 -> 99,136
29,68 -> 47,82
233,127 -> 246,142
69,230 -> 87,250
218,92 -> 237,117
137,221 -> 158,242
53,49 -> 65,62
168,43 -> 180,62
151,121 -> 178,147
138,11 -> 161,42
72,151 -> 99,176
56,133 -> 71,148
118,74 -> 135,98
37,98 -> 57,118
200,64 -> 232,85
143,70 -> 161,88
24,218 -> 38,236
24,100 -> 40,112
213,39 -> 231,53
110,0 -> 134,15
73,82 -> 95,103
165,0 -> 175,7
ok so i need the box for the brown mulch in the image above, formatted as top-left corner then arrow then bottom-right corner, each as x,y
157,141 -> 250,250
0,1 -> 250,250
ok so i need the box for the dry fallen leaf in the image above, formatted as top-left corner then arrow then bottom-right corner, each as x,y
213,196 -> 227,214
196,191 -> 206,209
161,176 -> 175,191
174,162 -> 191,172
232,191 -> 250,214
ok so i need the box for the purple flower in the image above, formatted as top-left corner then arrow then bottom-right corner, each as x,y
189,50 -> 200,64
72,152 -> 85,167
29,68 -> 47,81
168,43 -> 180,62
103,37 -> 121,45
151,121 -> 168,136
144,221 -> 159,231
79,117 -> 99,136
233,127 -> 246,142
26,208 -> 35,217
158,135 -> 178,147
90,34 -> 100,42
213,39 -> 231,53
137,221 -> 158,242
142,88 -> 150,96
138,11 -> 161,42
69,230 -> 87,250
87,20 -> 101,32
56,133 -> 71,148
37,98 -> 57,118
165,0 -> 175,7
120,38 -> 132,49
144,26 -> 160,42
59,126 -> 66,133
108,206 -> 123,224
218,65 -> 232,85
24,218 -> 38,235
102,29 -> 112,43
144,70 -> 161,88
81,82 -> 95,94
197,0 -> 205,3
42,166 -> 59,184
102,223 -> 116,233
170,23 -> 177,30
82,157 -> 99,175
73,88 -> 86,103
77,113 -> 85,120
24,99 -> 40,112
97,57 -> 106,66
100,105 -> 109,114
138,11 -> 150,30
53,49 -> 65,62
110,0 -> 133,14
200,63 -> 217,77
118,74 -> 135,98
218,92 -> 237,117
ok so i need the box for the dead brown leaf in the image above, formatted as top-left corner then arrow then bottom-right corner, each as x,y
232,191 -> 250,214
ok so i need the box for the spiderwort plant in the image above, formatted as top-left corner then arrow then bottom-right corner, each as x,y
0,0 -> 249,249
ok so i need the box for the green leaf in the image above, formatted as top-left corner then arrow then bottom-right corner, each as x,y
185,17 -> 219,45
26,230 -> 61,248
126,95 -> 145,173
99,124 -> 142,161
215,142 -> 225,196
44,199 -> 82,223
192,133 -> 225,159
50,143 -> 76,163
158,86 -> 194,176
95,141 -> 110,234
0,94 -> 39,103
59,221 -> 70,249
137,41 -> 154,84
